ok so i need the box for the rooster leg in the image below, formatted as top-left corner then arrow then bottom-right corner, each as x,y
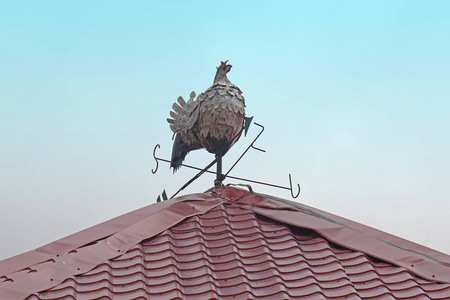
214,154 -> 225,187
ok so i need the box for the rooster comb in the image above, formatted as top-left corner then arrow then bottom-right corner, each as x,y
217,60 -> 229,70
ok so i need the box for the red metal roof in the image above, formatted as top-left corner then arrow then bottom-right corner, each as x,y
1,186 -> 449,299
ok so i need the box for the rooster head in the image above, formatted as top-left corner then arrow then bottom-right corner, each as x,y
214,60 -> 232,83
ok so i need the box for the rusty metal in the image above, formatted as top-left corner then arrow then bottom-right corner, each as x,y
161,62 -> 300,196
167,61 -> 246,171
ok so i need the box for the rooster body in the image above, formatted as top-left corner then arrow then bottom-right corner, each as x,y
167,61 -> 246,171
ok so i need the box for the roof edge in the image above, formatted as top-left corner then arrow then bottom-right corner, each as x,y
0,193 -> 225,299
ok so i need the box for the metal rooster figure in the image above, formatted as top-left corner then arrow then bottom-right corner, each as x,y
167,60 -> 251,186
151,61 -> 300,201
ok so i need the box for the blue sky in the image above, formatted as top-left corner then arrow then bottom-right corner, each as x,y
1,1 -> 449,260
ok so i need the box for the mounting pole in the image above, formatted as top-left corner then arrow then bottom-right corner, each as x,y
214,154 -> 224,187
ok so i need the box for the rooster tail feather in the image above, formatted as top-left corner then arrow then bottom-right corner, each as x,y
171,133 -> 191,172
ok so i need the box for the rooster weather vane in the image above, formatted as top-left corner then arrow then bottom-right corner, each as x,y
152,61 -> 300,201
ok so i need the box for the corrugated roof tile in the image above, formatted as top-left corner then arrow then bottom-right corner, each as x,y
1,187 -> 449,299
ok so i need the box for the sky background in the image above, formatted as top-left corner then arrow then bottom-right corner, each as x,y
1,1 -> 449,261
